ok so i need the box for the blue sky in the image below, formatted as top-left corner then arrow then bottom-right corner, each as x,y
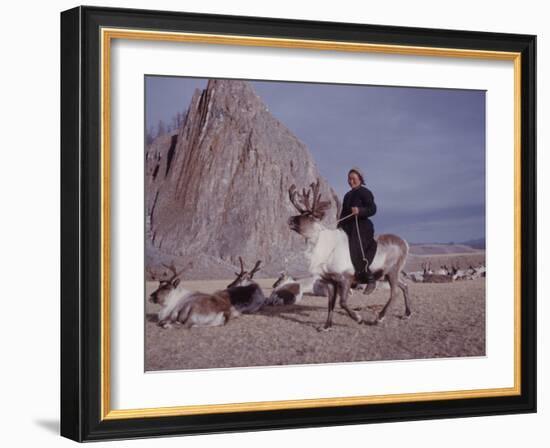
145,76 -> 485,244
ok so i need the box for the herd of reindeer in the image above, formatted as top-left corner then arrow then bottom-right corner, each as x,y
148,179 -> 485,332
148,258 -> 329,329
403,262 -> 486,284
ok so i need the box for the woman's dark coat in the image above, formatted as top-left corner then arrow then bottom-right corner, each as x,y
338,186 -> 377,273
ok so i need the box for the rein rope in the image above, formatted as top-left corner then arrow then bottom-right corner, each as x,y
335,212 -> 354,224
336,212 -> 368,263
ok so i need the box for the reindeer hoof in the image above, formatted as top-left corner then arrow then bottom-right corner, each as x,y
363,283 -> 376,295
377,315 -> 385,323
317,326 -> 332,332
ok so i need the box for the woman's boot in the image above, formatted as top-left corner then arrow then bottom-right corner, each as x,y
362,268 -> 376,295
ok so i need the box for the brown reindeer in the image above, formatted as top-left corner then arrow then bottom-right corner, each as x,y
287,180 -> 411,330
266,272 -> 303,305
148,262 -> 239,329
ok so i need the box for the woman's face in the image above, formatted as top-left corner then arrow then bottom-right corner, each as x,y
348,172 -> 361,189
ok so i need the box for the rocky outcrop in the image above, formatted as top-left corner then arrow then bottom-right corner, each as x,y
145,79 -> 339,278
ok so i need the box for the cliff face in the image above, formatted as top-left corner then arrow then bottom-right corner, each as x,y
145,79 -> 339,278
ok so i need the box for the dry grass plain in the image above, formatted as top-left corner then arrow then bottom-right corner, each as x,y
145,274 -> 485,371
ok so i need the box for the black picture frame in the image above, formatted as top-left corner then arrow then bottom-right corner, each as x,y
61,5 -> 536,442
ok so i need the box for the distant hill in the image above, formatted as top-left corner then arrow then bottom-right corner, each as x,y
409,237 -> 485,255
460,238 -> 486,250
409,243 -> 484,255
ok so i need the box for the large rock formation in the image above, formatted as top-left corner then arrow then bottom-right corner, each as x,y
145,79 -> 339,279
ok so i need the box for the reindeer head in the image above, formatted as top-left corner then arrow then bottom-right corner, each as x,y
227,257 -> 262,288
287,179 -> 331,238
450,263 -> 459,276
272,271 -> 295,288
148,262 -> 186,305
422,262 -> 433,275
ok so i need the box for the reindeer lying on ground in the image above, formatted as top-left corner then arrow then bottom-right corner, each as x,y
458,264 -> 486,280
300,275 -> 329,296
471,264 -> 486,279
148,259 -> 266,329
265,271 -> 331,306
421,261 -> 454,283
404,261 -> 485,283
287,180 -> 411,330
422,272 -> 454,283
266,272 -> 304,305
148,263 -> 239,329
223,258 -> 266,313
402,270 -> 424,283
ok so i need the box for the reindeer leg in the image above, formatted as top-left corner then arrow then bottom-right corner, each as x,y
319,282 -> 337,332
378,272 -> 398,322
181,320 -> 194,329
178,303 -> 194,329
158,319 -> 172,329
398,278 -> 411,318
338,276 -> 363,324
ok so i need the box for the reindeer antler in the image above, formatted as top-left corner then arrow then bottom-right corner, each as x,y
300,187 -> 312,211
249,260 -> 262,278
145,267 -> 157,281
235,256 -> 245,276
310,180 -> 321,209
161,261 -> 186,282
288,179 -> 332,219
310,179 -> 331,219
288,184 -> 306,214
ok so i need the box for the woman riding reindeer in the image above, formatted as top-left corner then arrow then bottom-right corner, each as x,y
338,167 -> 378,294
287,179 -> 410,329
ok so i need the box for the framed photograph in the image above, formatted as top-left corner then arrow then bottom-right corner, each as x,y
60,6 -> 536,442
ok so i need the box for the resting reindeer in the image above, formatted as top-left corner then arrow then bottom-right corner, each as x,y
266,272 -> 304,305
403,269 -> 424,283
148,262 -> 239,329
302,275 -> 330,296
422,272 -> 454,283
287,180 -> 411,330
223,257 -> 267,313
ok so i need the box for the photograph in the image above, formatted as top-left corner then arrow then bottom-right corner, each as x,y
144,76 -> 487,371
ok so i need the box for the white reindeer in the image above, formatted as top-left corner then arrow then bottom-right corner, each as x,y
266,272 -> 304,305
403,270 -> 424,283
287,180 -> 411,330
266,271 -> 329,306
299,275 -> 330,296
474,265 -> 486,278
